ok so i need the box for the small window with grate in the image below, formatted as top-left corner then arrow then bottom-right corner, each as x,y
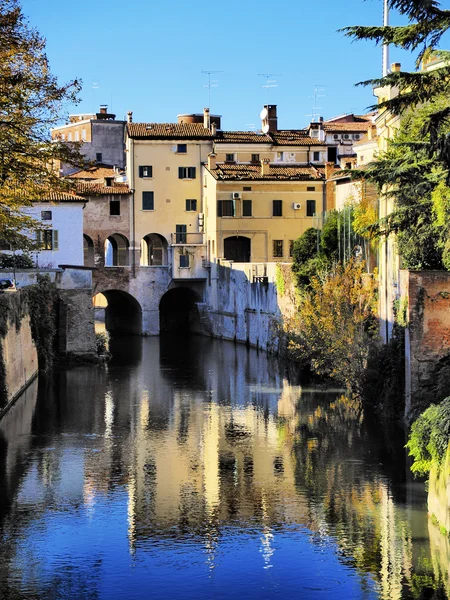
273,240 -> 283,258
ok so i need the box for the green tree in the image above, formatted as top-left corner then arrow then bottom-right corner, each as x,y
0,0 -> 85,249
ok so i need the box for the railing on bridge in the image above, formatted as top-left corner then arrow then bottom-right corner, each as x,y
171,232 -> 205,246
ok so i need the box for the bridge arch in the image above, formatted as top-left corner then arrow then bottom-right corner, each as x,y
159,287 -> 202,333
140,233 -> 168,266
95,289 -> 142,335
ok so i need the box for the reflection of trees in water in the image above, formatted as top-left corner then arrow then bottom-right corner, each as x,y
285,392 -> 448,600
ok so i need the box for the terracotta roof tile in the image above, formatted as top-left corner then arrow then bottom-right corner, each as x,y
270,131 -> 323,146
323,122 -> 372,132
214,131 -> 272,144
127,122 -> 212,139
67,165 -> 119,180
75,182 -> 130,195
39,190 -> 86,202
207,163 -> 324,181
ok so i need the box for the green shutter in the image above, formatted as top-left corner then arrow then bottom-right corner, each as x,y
52,230 -> 59,250
36,230 -> 42,249
179,167 -> 184,179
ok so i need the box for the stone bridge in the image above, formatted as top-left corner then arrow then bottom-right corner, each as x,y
92,261 -> 286,349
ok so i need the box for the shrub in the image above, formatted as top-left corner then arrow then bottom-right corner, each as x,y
0,253 -> 34,269
406,397 -> 450,476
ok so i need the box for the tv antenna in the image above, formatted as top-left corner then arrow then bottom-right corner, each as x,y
258,73 -> 281,100
306,85 -> 326,122
202,70 -> 223,109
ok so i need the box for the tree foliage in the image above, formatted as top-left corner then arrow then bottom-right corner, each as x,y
406,397 -> 450,476
0,0 -> 85,248
285,260 -> 378,390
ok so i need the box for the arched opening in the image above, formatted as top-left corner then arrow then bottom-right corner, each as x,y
83,234 -> 95,267
224,236 -> 251,263
95,289 -> 142,335
140,233 -> 168,266
105,234 -> 129,266
159,287 -> 201,334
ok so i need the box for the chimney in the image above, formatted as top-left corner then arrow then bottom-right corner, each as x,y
325,162 -> 336,180
267,105 -> 277,133
211,122 -> 217,136
104,176 -> 113,187
127,111 -> 133,123
204,107 -> 211,129
391,62 -> 401,72
100,105 -> 107,114
208,153 -> 217,170
261,158 -> 270,176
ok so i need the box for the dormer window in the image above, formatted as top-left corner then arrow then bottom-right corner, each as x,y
225,153 -> 235,162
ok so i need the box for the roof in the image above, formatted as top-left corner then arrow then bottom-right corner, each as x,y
214,131 -> 272,144
127,122 -> 212,140
67,165 -> 119,180
207,163 -> 324,181
38,190 -> 86,202
75,182 -> 130,196
270,131 -> 323,146
323,122 -> 373,132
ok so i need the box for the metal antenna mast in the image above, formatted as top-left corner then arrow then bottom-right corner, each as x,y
382,0 -> 390,76
306,85 -> 326,122
201,70 -> 223,109
258,73 -> 281,101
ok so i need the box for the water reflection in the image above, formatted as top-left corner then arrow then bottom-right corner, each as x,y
0,336 -> 448,599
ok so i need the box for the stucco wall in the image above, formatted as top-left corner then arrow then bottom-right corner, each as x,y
0,293 -> 38,412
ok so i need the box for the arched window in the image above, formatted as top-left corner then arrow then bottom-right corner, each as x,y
83,234 -> 95,267
105,234 -> 129,266
140,233 -> 168,266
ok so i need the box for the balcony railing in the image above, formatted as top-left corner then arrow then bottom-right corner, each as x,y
171,232 -> 205,245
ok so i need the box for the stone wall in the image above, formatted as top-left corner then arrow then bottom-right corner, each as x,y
400,270 -> 450,414
0,292 -> 38,413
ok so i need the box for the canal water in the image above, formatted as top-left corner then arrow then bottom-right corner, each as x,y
0,335 -> 448,600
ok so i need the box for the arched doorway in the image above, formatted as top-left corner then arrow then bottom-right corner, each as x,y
224,236 -> 251,263
159,287 -> 202,334
84,234 -> 95,267
140,233 -> 168,266
105,234 -> 129,266
95,290 -> 142,334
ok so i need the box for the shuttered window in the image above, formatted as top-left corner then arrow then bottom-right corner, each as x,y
36,230 -> 58,250
142,191 -> 154,210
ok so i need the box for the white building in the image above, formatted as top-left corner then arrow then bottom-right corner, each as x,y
25,191 -> 87,268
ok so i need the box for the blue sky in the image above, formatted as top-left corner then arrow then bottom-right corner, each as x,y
20,0 -> 445,130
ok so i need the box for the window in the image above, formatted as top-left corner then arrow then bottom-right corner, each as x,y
306,200 -> 316,217
273,240 -> 283,258
272,200 -> 282,217
81,129 -> 86,141
217,200 -> 235,217
110,200 -> 120,216
186,199 -> 197,211
178,166 -> 196,179
177,144 -> 187,153
74,131 -> 79,142
142,191 -> 154,210
242,200 -> 252,217
36,230 -> 58,251
313,151 -> 320,161
289,240 -> 294,257
61,133 -> 65,141
96,152 -> 102,162
41,210 -> 52,221
176,224 -> 187,244
179,254 -> 189,267
225,153 -> 235,162
276,152 -> 284,161
251,154 -> 260,163
243,186 -> 252,191
306,186 -> 315,192
68,133 -> 72,142
139,165 -> 153,178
